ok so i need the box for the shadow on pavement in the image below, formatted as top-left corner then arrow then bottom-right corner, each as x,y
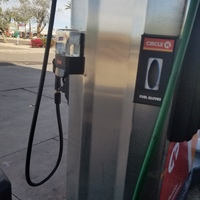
0,61 -> 68,200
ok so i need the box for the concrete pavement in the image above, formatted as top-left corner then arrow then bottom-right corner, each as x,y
0,39 -> 55,70
0,41 -> 68,199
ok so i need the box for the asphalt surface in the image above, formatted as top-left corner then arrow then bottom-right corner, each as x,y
0,38 -> 200,200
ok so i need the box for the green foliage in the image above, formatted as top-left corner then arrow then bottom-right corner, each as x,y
11,6 -> 32,25
31,0 -> 51,37
1,0 -> 51,38
41,37 -> 55,47
0,8 -> 12,33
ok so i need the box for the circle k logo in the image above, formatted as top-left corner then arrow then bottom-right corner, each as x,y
168,143 -> 180,173
164,41 -> 172,49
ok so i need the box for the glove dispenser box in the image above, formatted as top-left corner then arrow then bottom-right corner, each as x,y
134,34 -> 177,106
54,29 -> 85,78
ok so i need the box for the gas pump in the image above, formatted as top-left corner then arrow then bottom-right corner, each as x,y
64,0 -> 200,199
25,0 -> 200,199
53,29 -> 85,101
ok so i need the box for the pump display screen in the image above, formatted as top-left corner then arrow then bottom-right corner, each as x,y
133,34 -> 177,106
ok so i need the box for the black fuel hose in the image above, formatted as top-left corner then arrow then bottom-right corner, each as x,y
25,0 -> 64,186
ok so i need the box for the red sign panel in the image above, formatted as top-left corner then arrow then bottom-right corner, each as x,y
143,38 -> 175,52
160,142 -> 189,200
56,59 -> 62,65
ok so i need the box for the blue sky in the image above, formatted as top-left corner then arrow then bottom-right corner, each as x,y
1,0 -> 71,30
54,0 -> 71,29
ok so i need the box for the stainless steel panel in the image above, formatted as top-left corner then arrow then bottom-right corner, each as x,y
66,0 -> 188,199
145,0 -> 187,35
71,0 -> 88,31
67,0 -> 147,199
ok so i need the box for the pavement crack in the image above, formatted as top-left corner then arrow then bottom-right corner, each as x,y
0,87 -> 26,92
0,138 -> 59,159
22,87 -> 55,100
12,193 -> 21,200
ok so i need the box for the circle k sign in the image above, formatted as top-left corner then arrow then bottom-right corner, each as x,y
143,37 -> 175,52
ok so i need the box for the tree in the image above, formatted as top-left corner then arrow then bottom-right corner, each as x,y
0,8 -> 12,42
31,0 -> 51,37
9,0 -> 51,38
11,0 -> 33,38
1,0 -> 51,39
